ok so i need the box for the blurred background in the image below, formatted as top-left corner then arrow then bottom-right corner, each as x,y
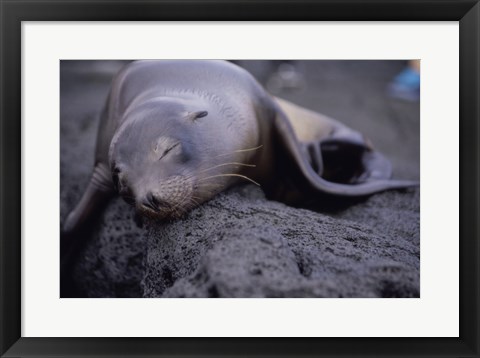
234,60 -> 420,181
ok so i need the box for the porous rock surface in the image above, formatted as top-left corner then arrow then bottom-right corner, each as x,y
66,183 -> 419,298
143,185 -> 419,298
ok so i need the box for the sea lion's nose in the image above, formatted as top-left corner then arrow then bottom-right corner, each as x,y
143,193 -> 169,212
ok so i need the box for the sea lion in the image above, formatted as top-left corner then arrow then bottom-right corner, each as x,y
62,60 -> 417,238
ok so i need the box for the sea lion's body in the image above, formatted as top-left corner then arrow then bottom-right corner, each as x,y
63,60 -> 416,238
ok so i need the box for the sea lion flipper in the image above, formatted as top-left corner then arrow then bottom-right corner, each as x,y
63,163 -> 113,233
304,141 -> 324,176
359,150 -> 393,182
61,163 -> 114,297
317,133 -> 396,185
272,103 -> 418,196
62,163 -> 114,253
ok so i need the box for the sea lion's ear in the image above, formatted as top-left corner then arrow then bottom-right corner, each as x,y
189,111 -> 208,121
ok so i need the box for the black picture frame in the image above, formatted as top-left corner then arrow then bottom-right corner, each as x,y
1,1 -> 478,357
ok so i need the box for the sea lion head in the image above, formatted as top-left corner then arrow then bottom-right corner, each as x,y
108,98 -> 242,219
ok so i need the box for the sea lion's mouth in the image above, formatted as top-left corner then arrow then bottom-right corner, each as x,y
137,203 -> 174,220
118,191 -> 173,218
135,192 -> 195,220
138,205 -> 193,221
142,193 -> 171,212
123,175 -> 197,220
136,196 -> 173,219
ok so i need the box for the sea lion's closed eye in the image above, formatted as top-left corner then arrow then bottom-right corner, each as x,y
158,142 -> 180,161
189,110 -> 208,121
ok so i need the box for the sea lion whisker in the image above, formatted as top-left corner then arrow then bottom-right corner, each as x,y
169,200 -> 183,218
196,182 -> 223,188
192,180 -> 223,188
196,182 -> 227,194
197,162 -> 256,174
198,173 -> 260,186
189,199 -> 201,207
185,194 -> 202,206
212,145 -> 263,158
169,192 -> 199,216
178,196 -> 195,216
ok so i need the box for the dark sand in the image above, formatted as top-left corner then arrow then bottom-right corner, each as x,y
60,60 -> 419,298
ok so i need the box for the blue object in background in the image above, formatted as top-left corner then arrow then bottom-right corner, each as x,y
387,67 -> 420,101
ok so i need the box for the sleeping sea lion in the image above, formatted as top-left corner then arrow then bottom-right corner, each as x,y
62,60 -> 417,240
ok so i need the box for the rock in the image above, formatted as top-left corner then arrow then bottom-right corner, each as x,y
71,198 -> 145,298
142,185 -> 419,298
